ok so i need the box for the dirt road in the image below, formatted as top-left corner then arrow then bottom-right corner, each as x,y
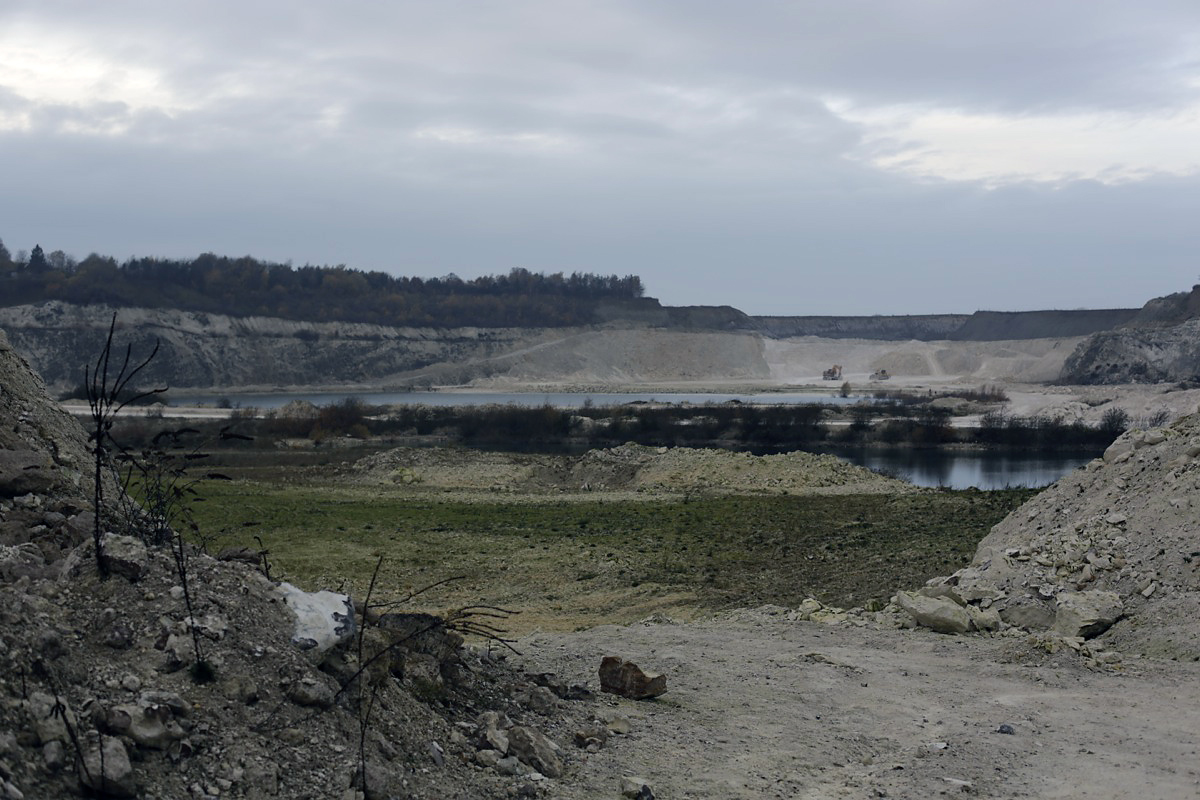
519,611 -> 1200,799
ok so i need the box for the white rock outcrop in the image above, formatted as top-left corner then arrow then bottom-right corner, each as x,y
274,582 -> 356,656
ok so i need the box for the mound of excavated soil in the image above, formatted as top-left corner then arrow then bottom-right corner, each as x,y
0,329 -> 612,800
925,413 -> 1200,660
539,444 -> 913,495
352,443 -> 914,496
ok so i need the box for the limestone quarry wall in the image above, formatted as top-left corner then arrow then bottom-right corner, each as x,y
0,300 -> 1134,392
1062,318 -> 1200,384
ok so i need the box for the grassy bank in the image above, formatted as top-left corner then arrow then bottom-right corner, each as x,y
189,476 -> 1035,633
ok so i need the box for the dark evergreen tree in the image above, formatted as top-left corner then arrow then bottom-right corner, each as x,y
28,244 -> 47,272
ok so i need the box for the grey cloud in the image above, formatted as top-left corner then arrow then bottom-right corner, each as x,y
634,1 -> 1200,112
2,1 -> 1199,315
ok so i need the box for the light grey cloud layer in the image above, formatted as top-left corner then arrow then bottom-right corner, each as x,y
3,1 -> 1199,314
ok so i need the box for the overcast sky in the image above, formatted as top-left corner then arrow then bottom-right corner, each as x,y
3,1 -> 1200,315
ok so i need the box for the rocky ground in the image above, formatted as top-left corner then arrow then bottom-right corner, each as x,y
518,609 -> 1200,799
0,331 -> 643,800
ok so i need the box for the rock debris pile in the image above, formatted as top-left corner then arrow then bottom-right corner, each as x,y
0,331 -> 625,799
895,413 -> 1200,662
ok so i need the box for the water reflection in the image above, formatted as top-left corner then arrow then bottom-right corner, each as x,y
168,390 -> 864,409
830,448 -> 1098,490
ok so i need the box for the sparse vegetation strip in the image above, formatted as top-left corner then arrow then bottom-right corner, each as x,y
187,475 -> 1034,629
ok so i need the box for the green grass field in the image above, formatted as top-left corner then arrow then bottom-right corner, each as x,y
189,477 -> 1035,631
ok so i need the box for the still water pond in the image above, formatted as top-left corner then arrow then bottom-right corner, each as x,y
166,391 -> 1094,490
828,448 -> 1098,490
168,390 -> 862,409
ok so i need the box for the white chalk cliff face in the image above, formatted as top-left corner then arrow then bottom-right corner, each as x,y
0,300 -> 1115,392
1062,285 -> 1200,385
0,301 -> 540,390
1063,317 -> 1200,384
0,302 -> 774,390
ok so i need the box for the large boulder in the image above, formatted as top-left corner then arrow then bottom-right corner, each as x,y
375,612 -> 464,680
105,700 -> 186,750
998,597 -> 1055,631
895,591 -> 972,634
78,734 -> 136,798
0,449 -> 56,497
1053,591 -> 1124,639
507,725 -> 564,778
599,657 -> 667,699
99,533 -> 149,581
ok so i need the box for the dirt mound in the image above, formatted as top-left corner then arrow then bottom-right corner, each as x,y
352,447 -> 548,490
354,444 -> 914,496
0,332 -> 611,799
623,445 -> 912,495
927,413 -> 1200,660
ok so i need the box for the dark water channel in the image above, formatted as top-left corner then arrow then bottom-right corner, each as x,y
826,447 -> 1098,490
167,390 -> 1096,490
168,390 -> 863,409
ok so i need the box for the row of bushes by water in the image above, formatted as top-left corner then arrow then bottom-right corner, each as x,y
191,398 -> 1150,454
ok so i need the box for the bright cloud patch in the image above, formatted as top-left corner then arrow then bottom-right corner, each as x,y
829,99 -> 1200,186
0,27 -> 186,132
412,126 -> 573,153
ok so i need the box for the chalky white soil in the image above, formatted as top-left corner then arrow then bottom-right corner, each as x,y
520,613 -> 1200,800
515,417 -> 1200,799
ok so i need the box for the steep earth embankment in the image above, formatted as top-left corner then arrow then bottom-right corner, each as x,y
1063,285 -> 1200,384
0,301 -> 540,390
0,329 -> 97,500
931,416 -> 1200,660
1064,317 -> 1200,384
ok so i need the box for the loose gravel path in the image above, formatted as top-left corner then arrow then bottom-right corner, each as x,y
520,612 -> 1200,799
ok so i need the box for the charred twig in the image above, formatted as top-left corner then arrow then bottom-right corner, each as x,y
367,575 -> 467,611
85,313 -> 166,577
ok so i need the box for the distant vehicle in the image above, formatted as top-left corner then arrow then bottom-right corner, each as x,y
870,369 -> 891,381
822,364 -> 843,380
